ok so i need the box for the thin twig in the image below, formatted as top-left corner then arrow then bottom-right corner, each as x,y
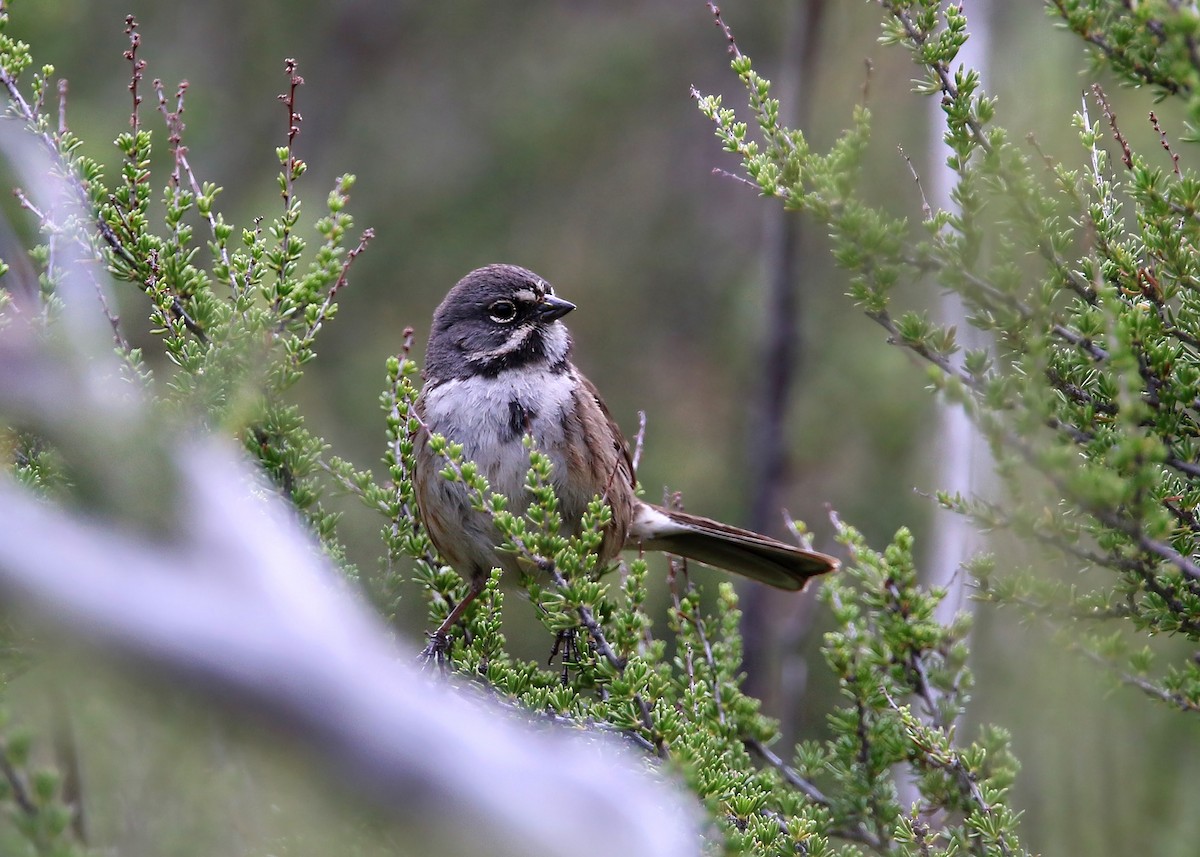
899,145 -> 933,221
1150,110 -> 1182,178
1074,638 -> 1200,712
707,1 -> 744,58
123,16 -> 144,134
744,737 -> 830,805
152,77 -> 241,300
630,409 -> 646,475
274,59 -> 303,305
298,228 -> 375,346
1092,84 -> 1133,170
668,540 -> 727,727
0,748 -> 36,817
709,166 -> 760,191
143,248 -> 208,343
56,78 -> 67,135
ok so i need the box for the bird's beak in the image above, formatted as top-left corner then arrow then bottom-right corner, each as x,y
537,294 -> 576,321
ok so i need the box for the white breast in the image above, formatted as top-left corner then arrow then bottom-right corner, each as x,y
422,368 -> 577,505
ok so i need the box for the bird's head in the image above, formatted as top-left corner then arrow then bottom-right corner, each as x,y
425,264 -> 576,381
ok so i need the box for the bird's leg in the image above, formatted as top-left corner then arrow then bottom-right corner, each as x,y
420,574 -> 486,664
547,628 -> 582,685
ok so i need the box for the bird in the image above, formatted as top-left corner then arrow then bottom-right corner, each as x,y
413,263 -> 838,647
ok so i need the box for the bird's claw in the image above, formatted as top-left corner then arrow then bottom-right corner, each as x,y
548,629 -> 582,684
419,631 -> 451,670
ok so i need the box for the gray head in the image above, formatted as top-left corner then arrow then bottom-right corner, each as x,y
424,264 -> 576,382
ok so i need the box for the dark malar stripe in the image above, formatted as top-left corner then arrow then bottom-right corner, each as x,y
470,327 -> 551,378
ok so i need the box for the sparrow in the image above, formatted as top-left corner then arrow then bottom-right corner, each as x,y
413,263 -> 838,645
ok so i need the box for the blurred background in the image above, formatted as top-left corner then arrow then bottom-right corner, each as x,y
7,1 -> 1200,854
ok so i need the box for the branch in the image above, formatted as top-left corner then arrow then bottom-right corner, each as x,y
744,737 -> 829,805
153,78 -> 241,300
1049,0 -> 1188,96
883,691 -> 1017,857
1073,639 -> 1200,713
886,1 -> 1098,303
0,746 -> 36,817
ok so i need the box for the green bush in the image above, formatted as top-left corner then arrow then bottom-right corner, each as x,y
6,1 -> 1200,854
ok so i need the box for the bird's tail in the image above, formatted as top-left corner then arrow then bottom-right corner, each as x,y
630,504 -> 839,591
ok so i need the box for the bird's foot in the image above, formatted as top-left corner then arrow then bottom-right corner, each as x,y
547,629 -> 583,684
419,630 -> 452,670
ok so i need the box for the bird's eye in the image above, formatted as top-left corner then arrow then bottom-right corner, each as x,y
488,300 -> 518,323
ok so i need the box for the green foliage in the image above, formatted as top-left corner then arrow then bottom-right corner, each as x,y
9,0 -> 1196,855
1051,0 -> 1200,130
698,0 -> 1200,722
0,9 -> 371,854
0,13 -> 370,555
322,345 -> 1017,855
0,2 -> 1023,854
0,715 -> 80,857
819,523 -> 1021,856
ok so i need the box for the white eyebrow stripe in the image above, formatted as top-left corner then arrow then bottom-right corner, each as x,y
474,322 -> 536,361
